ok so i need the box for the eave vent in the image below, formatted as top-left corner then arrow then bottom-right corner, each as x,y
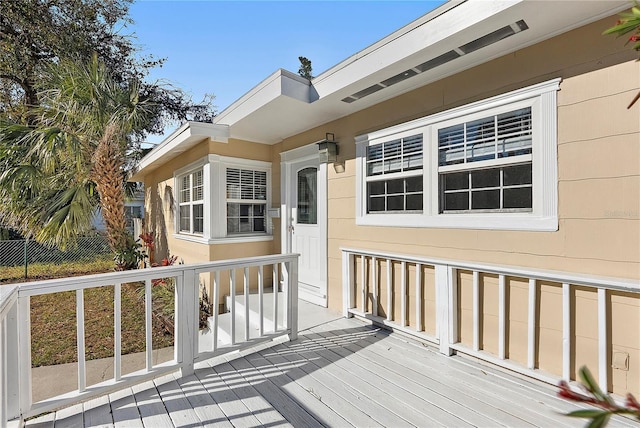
342,20 -> 528,103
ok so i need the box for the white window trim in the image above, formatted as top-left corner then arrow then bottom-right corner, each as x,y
173,155 -> 273,244
355,78 -> 560,231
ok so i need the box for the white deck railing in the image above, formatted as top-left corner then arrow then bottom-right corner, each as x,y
0,253 -> 298,427
342,247 -> 639,392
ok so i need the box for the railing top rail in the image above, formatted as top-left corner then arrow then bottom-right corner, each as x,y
0,283 -> 18,320
341,247 -> 639,293
14,253 -> 300,297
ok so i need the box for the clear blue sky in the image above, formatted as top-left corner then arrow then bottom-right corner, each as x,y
128,1 -> 445,143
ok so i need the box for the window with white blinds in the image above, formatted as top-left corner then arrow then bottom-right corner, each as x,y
355,78 -> 560,231
437,107 -> 533,212
226,168 -> 267,234
366,134 -> 424,213
178,169 -> 204,234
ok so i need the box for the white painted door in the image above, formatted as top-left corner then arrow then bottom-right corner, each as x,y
282,148 -> 327,307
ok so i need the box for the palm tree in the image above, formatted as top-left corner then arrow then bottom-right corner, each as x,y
0,55 -> 152,257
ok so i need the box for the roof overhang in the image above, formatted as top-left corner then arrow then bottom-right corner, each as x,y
130,121 -> 228,180
213,0 -> 629,144
136,0 -> 630,176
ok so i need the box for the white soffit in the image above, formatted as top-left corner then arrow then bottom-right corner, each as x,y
213,0 -> 628,145
131,121 -> 229,180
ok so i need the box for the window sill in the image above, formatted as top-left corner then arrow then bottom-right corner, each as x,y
355,213 -> 558,231
173,233 -> 274,245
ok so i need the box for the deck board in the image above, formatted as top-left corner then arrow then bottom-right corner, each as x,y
27,313 -> 635,428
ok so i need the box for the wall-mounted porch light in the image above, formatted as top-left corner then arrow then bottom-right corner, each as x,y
318,133 -> 338,164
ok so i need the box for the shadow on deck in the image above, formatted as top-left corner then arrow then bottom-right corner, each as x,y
25,302 -> 637,428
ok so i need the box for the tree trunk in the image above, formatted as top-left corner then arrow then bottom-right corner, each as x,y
93,123 -> 127,252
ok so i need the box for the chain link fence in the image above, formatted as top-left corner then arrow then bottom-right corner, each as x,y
0,236 -> 113,282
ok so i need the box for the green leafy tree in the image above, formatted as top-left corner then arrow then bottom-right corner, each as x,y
0,56 -> 152,253
0,0 -> 214,127
298,56 -> 313,80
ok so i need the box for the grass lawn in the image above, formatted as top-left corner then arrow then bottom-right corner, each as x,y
30,283 -> 175,367
1,259 -> 175,367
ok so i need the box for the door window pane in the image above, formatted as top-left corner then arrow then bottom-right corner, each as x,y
297,167 -> 317,225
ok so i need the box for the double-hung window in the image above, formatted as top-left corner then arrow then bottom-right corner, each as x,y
178,169 -> 204,235
174,156 -> 272,243
438,107 -> 533,213
226,168 -> 267,234
366,134 -> 423,213
355,78 -> 560,231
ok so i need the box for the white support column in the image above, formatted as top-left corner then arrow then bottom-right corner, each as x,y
213,271 -> 220,351
527,278 -> 537,370
287,258 -> 299,341
177,269 -> 197,377
372,257 -> 378,317
76,289 -> 86,392
258,266 -> 264,336
244,267 -> 250,342
562,282 -> 571,380
145,279 -> 153,371
473,271 -> 480,352
5,301 -> 19,421
1,315 -> 6,428
114,283 -> 122,381
436,265 -> 455,356
386,259 -> 392,322
342,251 -> 354,318
498,274 -> 506,360
415,264 -> 422,332
598,288 -> 608,390
400,261 -> 407,327
17,296 -> 31,416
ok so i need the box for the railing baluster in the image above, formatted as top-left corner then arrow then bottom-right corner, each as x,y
145,278 -> 153,371
372,257 -> 378,317
244,267 -> 250,341
258,265 -> 264,336
213,271 -> 220,352
360,255 -> 367,313
282,262 -> 289,330
342,252 -> 355,318
17,296 -> 31,419
401,261 -> 407,327
76,289 -> 86,392
386,259 -> 392,321
114,283 -> 122,381
498,275 -> 506,360
230,269 -> 236,345
527,278 -> 536,369
598,288 -> 608,389
562,282 -> 571,380
273,263 -> 279,332
416,263 -> 422,332
473,271 -> 480,351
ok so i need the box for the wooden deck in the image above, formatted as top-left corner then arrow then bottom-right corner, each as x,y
26,315 -> 637,428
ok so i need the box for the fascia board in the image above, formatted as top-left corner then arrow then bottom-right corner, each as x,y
214,69 -> 311,127
131,121 -> 229,180
312,0 -> 519,98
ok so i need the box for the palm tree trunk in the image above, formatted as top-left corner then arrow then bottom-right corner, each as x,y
93,122 -> 127,252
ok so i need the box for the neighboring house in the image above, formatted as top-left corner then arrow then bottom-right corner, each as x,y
92,187 -> 145,234
130,1 -> 639,397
